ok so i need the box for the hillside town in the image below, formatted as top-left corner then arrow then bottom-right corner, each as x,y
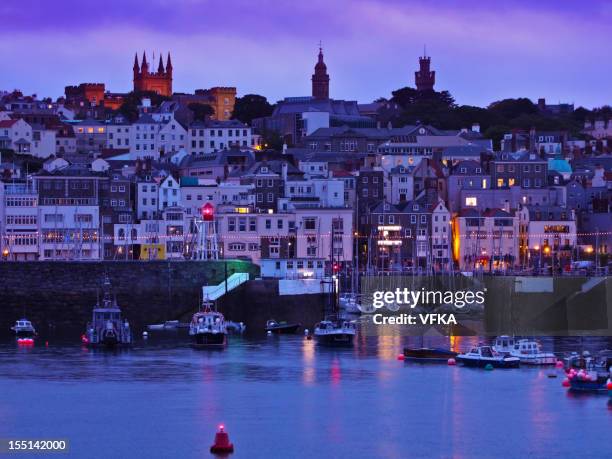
1,49 -> 610,276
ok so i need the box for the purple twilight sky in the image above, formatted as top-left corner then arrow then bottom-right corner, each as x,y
1,0 -> 610,108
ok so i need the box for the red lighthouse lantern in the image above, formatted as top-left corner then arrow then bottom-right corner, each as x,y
201,203 -> 214,221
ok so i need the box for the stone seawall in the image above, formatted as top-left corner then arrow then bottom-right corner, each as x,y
0,260 -> 263,336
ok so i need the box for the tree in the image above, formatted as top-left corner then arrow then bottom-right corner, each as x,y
232,94 -> 273,124
260,129 -> 284,152
118,91 -> 171,122
188,103 -> 214,122
487,98 -> 537,120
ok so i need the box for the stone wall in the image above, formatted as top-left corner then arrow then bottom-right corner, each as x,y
0,260 -> 260,336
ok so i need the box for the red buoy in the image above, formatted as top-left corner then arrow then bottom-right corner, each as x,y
210,425 -> 234,454
607,380 -> 612,390
561,379 -> 570,388
555,360 -> 564,369
397,354 -> 405,361
447,358 -> 456,366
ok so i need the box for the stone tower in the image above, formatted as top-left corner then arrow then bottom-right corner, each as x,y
415,52 -> 435,92
311,46 -> 330,100
133,52 -> 173,96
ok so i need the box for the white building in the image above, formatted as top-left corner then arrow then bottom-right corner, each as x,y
1,181 -> 39,260
131,114 -> 162,160
188,120 -> 252,155
38,204 -> 100,260
452,208 -> 519,271
158,175 -> 180,210
294,207 -> 353,262
106,123 -> 131,150
388,165 -> 415,204
135,177 -> 159,220
30,125 -> 56,159
0,119 -> 32,153
431,199 -> 451,268
157,119 -> 187,156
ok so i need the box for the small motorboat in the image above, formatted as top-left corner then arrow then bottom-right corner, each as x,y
11,318 -> 36,339
147,320 -> 187,331
493,336 -> 556,365
456,345 -> 520,368
339,293 -> 361,315
189,301 -> 228,348
84,275 -> 132,348
403,347 -> 458,362
265,320 -> 301,334
314,318 -> 356,346
226,321 -> 246,334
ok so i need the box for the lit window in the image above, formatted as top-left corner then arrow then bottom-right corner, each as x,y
465,197 -> 477,207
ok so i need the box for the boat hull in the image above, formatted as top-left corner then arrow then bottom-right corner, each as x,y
568,378 -> 609,393
191,332 -> 227,348
314,332 -> 355,346
403,348 -> 458,362
456,356 -> 520,368
265,324 -> 301,334
13,330 -> 36,339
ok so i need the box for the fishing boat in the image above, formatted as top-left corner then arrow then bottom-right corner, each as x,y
493,336 -> 556,365
314,318 -> 356,346
189,301 -> 228,348
265,319 -> 301,334
11,318 -> 36,339
564,351 -> 612,393
84,275 -> 132,348
456,345 -> 520,368
403,347 -> 458,362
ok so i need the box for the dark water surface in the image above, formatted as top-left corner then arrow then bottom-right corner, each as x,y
0,333 -> 610,459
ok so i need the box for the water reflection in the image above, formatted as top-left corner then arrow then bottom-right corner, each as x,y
0,333 -> 610,459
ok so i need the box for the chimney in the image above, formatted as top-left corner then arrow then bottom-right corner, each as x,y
281,162 -> 288,181
471,123 -> 480,133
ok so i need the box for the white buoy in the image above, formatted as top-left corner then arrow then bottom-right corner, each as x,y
267,330 -> 272,336
304,328 -> 309,336
142,331 -> 148,339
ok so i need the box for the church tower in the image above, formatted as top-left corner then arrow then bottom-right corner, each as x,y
415,50 -> 435,92
311,45 -> 330,100
133,51 -> 173,96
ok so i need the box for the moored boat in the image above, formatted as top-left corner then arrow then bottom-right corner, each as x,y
339,293 -> 361,315
493,336 -> 556,365
456,345 -> 520,368
84,275 -> 132,348
403,347 -> 458,362
189,301 -> 228,348
314,318 -> 356,346
11,318 -> 36,339
564,351 -> 612,393
265,320 -> 301,334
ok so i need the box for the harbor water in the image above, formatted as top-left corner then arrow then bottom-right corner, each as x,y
0,332 -> 610,458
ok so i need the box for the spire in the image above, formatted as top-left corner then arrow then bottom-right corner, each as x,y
166,52 -> 173,73
158,53 -> 165,74
133,52 -> 140,72
141,51 -> 149,72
